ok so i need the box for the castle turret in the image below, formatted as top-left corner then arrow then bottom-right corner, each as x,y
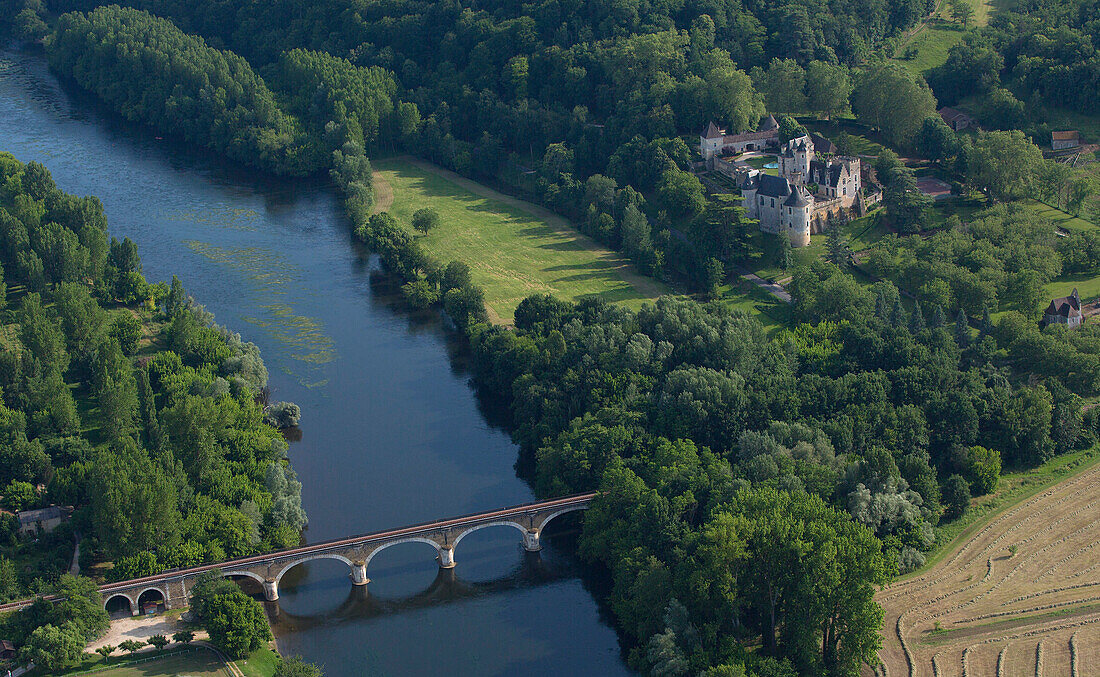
740,173 -> 759,218
783,187 -> 813,247
700,122 -> 724,162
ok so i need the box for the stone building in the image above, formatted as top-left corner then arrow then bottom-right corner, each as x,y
15,505 -> 72,537
699,116 -> 780,161
741,134 -> 863,247
1051,131 -> 1081,150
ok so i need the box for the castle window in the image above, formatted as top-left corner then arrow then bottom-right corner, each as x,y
770,198 -> 774,207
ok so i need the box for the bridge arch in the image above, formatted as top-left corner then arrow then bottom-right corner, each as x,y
364,537 -> 444,568
451,520 -> 527,551
274,553 -> 355,585
137,587 -> 166,609
104,593 -> 135,615
221,570 -> 266,585
536,505 -> 588,533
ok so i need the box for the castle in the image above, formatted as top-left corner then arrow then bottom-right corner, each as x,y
701,123 -> 863,247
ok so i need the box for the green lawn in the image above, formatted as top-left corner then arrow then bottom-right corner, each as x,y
373,158 -> 671,323
233,647 -> 281,677
42,648 -> 232,677
892,0 -> 994,75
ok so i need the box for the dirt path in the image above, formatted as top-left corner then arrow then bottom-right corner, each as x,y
87,614 -> 208,652
371,169 -> 394,214
872,461 -> 1100,676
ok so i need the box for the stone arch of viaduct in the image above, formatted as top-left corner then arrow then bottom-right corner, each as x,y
86,493 -> 594,613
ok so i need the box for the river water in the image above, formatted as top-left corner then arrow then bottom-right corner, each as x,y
0,47 -> 631,676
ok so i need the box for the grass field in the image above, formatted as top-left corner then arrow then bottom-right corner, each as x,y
372,157 -> 671,323
44,648 -> 232,677
875,449 -> 1100,675
892,0 -> 994,75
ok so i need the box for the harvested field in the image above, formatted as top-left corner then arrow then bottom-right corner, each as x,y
873,462 -> 1100,676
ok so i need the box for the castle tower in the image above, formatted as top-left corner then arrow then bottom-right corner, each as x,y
700,122 -> 724,162
783,187 -> 812,247
740,173 -> 759,218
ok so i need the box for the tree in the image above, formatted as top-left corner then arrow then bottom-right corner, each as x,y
173,630 -> 195,644
909,302 -> 926,333
915,117 -> 958,163
943,474 -> 971,518
805,61 -> 851,120
954,308 -> 970,347
951,0 -> 975,26
18,623 -> 85,670
148,634 -> 169,651
96,644 -> 116,663
1,481 -> 36,512
757,58 -> 806,113
165,275 -> 186,315
961,446 -> 1001,495
119,639 -> 144,655
967,131 -> 1045,202
776,115 -> 806,144
851,64 -> 938,146
825,215 -> 849,266
411,208 -> 440,235
275,656 -> 324,677
656,169 -> 705,220
777,231 -> 792,270
199,587 -> 273,658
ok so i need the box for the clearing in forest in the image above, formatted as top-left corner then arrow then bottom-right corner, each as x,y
371,157 -> 670,324
872,454 -> 1100,676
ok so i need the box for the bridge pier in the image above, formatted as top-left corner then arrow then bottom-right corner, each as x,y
523,530 -> 541,552
351,562 -> 369,586
263,580 -> 279,602
439,547 -> 456,569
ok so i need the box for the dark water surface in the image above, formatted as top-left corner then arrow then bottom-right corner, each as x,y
0,47 -> 630,676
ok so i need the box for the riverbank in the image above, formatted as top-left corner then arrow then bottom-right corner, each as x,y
0,45 -> 632,676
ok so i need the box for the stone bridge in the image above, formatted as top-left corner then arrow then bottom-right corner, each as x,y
0,493 -> 596,616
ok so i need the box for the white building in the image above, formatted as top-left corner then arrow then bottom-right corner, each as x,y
741,134 -> 863,247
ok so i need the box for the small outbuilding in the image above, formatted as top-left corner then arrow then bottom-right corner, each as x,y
938,107 -> 975,131
1043,288 -> 1084,328
0,639 -> 15,660
15,505 -> 72,537
1051,130 -> 1081,150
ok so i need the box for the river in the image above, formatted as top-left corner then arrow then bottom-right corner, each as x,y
0,46 -> 632,676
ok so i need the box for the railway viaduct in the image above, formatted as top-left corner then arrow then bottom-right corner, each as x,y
0,493 -> 596,616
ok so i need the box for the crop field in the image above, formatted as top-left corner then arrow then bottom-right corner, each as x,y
371,157 -> 670,323
873,461 -> 1100,676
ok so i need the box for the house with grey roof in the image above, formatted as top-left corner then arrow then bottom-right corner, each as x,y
1043,289 -> 1084,328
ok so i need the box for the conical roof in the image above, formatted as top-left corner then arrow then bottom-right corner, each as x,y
703,122 -> 723,139
784,187 -> 811,208
740,174 -> 757,190
759,115 -> 778,131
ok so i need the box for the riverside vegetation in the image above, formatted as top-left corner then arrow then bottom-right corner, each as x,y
0,156 -> 306,669
1,0 -> 1099,675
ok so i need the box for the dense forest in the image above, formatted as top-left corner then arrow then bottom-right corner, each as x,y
0,154 -> 305,655
0,0 -> 1097,673
469,280 -> 1093,673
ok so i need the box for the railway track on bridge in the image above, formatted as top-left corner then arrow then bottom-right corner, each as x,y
0,492 -> 598,613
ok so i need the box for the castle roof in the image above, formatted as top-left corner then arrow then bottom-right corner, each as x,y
753,174 -> 794,199
810,134 -> 837,154
784,187 -> 811,208
1045,289 -> 1082,318
703,122 -> 723,139
759,115 -> 779,131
